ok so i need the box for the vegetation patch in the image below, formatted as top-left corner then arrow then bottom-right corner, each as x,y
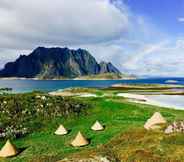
0,92 -> 184,162
0,92 -> 89,139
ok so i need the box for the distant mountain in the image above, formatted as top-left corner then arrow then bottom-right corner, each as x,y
0,47 -> 121,79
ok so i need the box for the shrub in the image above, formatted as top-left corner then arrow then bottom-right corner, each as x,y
0,92 -> 89,139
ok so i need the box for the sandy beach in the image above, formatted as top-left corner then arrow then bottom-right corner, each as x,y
49,91 -> 98,97
117,93 -> 184,110
50,89 -> 184,109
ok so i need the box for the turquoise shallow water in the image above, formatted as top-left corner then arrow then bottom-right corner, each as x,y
0,77 -> 184,93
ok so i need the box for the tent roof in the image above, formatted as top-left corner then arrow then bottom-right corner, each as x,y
71,131 -> 89,147
144,112 -> 166,130
91,121 -> 104,131
55,124 -> 68,135
0,140 -> 18,158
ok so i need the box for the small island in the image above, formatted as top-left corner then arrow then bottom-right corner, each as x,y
0,47 -> 135,80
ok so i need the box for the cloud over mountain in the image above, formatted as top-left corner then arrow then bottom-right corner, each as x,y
0,0 -> 128,49
0,0 -> 183,76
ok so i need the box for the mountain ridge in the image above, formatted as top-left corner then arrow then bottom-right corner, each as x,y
0,47 -> 121,79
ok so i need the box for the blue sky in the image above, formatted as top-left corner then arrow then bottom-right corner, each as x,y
126,0 -> 184,36
0,0 -> 184,76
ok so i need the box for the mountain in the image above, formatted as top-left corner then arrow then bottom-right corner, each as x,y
0,47 -> 121,79
99,61 -> 120,74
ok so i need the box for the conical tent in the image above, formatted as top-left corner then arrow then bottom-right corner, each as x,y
144,112 -> 166,130
71,131 -> 89,147
91,121 -> 104,131
0,140 -> 18,158
55,124 -> 68,135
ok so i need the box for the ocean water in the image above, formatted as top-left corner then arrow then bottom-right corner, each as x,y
0,77 -> 184,93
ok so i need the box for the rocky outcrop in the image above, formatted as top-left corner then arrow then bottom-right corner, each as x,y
0,47 -> 121,79
99,62 -> 120,74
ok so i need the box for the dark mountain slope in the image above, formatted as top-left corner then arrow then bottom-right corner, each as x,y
0,47 -> 121,79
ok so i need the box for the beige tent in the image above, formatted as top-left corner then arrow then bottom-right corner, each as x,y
144,112 -> 166,130
71,131 -> 89,147
91,121 -> 104,131
0,140 -> 18,158
55,124 -> 68,135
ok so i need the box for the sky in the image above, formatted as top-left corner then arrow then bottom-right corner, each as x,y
0,0 -> 184,76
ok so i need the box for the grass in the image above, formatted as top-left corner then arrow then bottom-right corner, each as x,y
0,96 -> 184,162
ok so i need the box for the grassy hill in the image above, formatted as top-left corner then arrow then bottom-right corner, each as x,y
0,91 -> 184,162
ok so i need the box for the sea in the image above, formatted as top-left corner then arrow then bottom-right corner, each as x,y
0,77 -> 184,109
0,77 -> 184,93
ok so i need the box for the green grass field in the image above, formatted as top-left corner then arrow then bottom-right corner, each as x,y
1,96 -> 184,162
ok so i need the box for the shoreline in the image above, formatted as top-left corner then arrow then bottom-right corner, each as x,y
0,74 -> 137,81
117,93 -> 184,110
49,88 -> 184,110
0,77 -> 135,81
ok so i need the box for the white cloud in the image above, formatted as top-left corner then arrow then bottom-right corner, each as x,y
0,0 -> 183,77
0,0 -> 131,69
122,41 -> 168,70
121,39 -> 184,76
0,48 -> 31,69
0,0 -> 128,50
176,38 -> 184,48
178,17 -> 184,22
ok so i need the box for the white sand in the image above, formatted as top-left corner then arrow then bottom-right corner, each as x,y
49,91 -> 97,97
79,94 -> 97,97
49,91 -> 75,96
145,95 -> 184,110
117,93 -> 147,101
117,93 -> 184,110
